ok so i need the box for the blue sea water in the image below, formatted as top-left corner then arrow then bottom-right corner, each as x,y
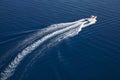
0,0 -> 120,80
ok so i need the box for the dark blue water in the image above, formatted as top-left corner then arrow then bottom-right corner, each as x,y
0,0 -> 120,80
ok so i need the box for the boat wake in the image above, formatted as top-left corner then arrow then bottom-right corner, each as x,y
0,16 -> 97,80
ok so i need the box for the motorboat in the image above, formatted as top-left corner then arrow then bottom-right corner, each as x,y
81,15 -> 97,28
78,15 -> 97,31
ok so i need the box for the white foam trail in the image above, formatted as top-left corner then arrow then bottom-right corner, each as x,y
0,20 -> 84,80
20,20 -> 96,79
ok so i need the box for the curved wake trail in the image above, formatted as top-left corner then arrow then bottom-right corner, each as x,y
0,18 -> 96,80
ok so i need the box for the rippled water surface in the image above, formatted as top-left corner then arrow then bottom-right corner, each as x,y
0,0 -> 120,80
